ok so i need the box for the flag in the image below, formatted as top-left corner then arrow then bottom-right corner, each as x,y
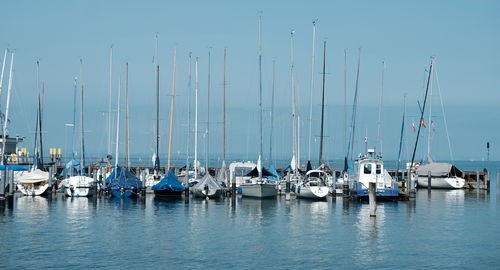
421,118 -> 427,128
412,121 -> 416,133
431,120 -> 436,131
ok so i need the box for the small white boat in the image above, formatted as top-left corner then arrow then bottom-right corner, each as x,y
240,180 -> 277,198
192,173 -> 224,198
416,160 -> 465,189
228,161 -> 256,187
294,170 -> 329,200
63,175 -> 95,197
17,169 -> 50,196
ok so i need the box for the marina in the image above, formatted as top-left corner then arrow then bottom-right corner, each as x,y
1,1 -> 499,269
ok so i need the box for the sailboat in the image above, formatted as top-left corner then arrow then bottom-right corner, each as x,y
152,49 -> 185,197
414,58 -> 465,189
18,60 -> 50,196
192,50 -> 224,198
240,16 -> 277,199
294,41 -> 328,200
63,64 -> 95,197
106,68 -> 142,198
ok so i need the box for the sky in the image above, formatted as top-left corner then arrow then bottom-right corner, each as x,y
0,0 -> 499,166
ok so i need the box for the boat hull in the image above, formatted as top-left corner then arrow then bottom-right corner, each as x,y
153,189 -> 183,197
417,176 -> 465,189
295,185 -> 329,200
17,183 -> 49,196
64,186 -> 94,197
192,188 -> 223,198
240,183 -> 277,198
110,189 -> 138,198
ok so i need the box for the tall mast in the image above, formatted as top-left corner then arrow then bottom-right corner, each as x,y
269,58 -> 275,166
223,47 -> 227,163
194,57 -> 199,179
0,49 -> 7,111
108,45 -> 113,156
307,20 -> 317,162
426,66 -> 433,160
72,77 -> 77,160
1,52 -> 13,165
290,29 -> 297,172
318,41 -> 326,166
348,48 -> 361,160
167,49 -> 177,170
154,64 -> 160,174
80,59 -> 86,173
125,62 -> 129,168
343,49 -> 347,158
396,95 -> 407,179
185,52 -> 192,188
376,60 -> 385,154
115,76 -> 121,168
206,49 -> 211,171
409,57 -> 434,172
258,15 -> 263,180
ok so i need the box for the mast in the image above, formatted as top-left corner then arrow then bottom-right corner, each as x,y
269,58 -> 275,166
185,52 -> 192,191
0,49 -> 7,111
318,41 -> 326,166
223,47 -> 227,164
167,49 -> 177,170
307,20 -> 317,162
376,60 -> 385,155
1,51 -> 13,165
258,15 -> 263,180
38,61 -> 44,169
154,65 -> 160,174
115,76 -> 121,168
108,45 -> 113,157
72,77 -> 77,160
206,49 -> 211,171
426,66 -> 433,160
80,59 -> 86,173
125,62 -> 129,168
396,95 -> 406,179
348,48 -> 361,160
343,49 -> 347,158
194,57 -> 199,179
409,57 -> 434,173
290,29 -> 297,173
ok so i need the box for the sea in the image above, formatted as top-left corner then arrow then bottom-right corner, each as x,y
0,161 -> 498,269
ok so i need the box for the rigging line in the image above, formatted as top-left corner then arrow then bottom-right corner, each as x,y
433,63 -> 455,164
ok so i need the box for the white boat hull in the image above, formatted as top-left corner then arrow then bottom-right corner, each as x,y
417,176 -> 465,189
295,185 -> 329,199
192,188 -> 223,198
63,176 -> 96,197
64,186 -> 94,197
17,183 -> 49,196
240,183 -> 277,198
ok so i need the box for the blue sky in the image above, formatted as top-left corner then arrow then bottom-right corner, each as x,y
1,0 -> 499,165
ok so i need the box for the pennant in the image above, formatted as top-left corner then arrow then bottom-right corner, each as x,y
412,121 -> 416,133
421,118 -> 427,128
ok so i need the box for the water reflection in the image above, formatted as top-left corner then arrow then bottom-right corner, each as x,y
239,197 -> 277,227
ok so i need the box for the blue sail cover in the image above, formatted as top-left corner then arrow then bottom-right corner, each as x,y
151,170 -> 185,192
0,165 -> 29,171
268,163 -> 279,181
60,159 -> 81,177
107,166 -> 142,190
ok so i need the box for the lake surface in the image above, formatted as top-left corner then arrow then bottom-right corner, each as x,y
1,162 -> 499,269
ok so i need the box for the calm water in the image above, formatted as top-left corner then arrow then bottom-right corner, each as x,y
1,162 -> 499,269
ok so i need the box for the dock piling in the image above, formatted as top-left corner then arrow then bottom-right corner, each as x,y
285,174 -> 291,201
427,171 -> 431,194
369,182 -> 376,217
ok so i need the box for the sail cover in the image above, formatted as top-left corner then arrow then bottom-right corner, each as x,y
193,173 -> 222,192
107,166 -> 142,190
416,162 -> 462,177
60,159 -> 81,177
151,170 -> 185,192
245,166 -> 276,178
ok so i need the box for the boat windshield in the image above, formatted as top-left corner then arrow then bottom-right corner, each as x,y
234,167 -> 253,177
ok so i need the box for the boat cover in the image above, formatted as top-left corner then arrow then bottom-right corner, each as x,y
216,163 -> 229,186
193,173 -> 223,192
416,162 -> 462,177
151,170 -> 185,192
246,166 -> 277,178
18,169 -> 49,184
0,165 -> 29,171
107,166 -> 142,190
60,159 -> 81,177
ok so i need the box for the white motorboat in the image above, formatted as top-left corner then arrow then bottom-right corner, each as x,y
17,169 -> 50,196
229,161 -> 257,187
63,175 -> 95,197
294,170 -> 329,200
